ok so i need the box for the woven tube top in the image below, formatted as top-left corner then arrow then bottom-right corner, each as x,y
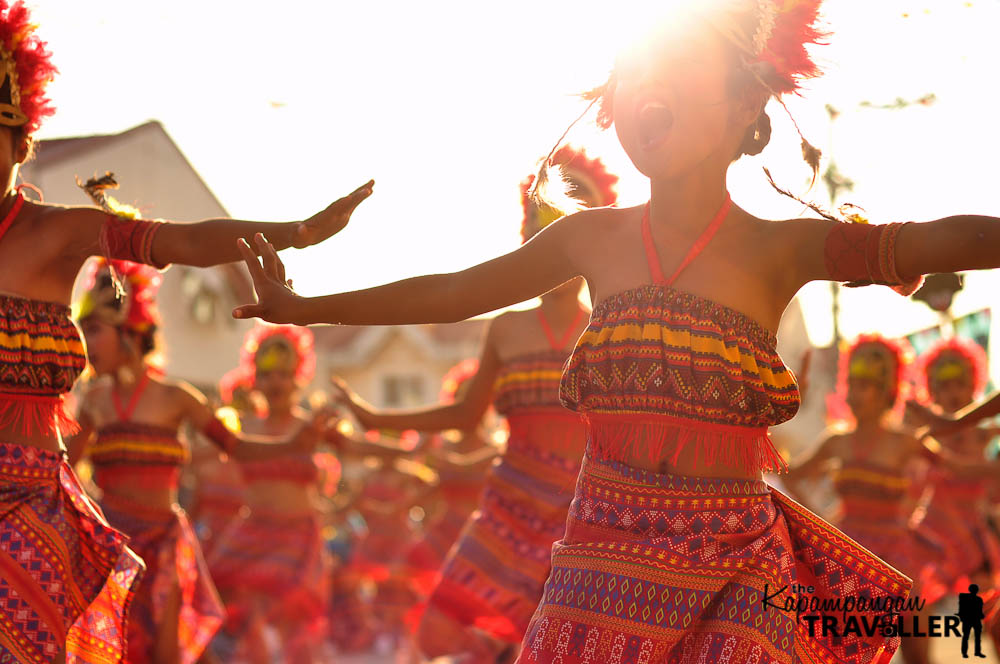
90,421 -> 188,490
0,294 -> 86,434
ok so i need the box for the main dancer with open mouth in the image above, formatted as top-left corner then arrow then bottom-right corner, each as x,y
231,2 -> 1000,661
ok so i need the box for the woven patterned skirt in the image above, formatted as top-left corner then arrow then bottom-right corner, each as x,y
99,494 -> 224,664
426,436 -> 582,643
517,456 -> 911,664
910,481 -> 1000,606
0,442 -> 144,663
209,507 -> 330,640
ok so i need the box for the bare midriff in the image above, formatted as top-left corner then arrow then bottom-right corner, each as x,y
0,425 -> 64,454
244,481 -> 319,517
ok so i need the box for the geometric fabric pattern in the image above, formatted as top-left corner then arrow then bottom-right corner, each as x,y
517,456 -> 911,664
98,495 -> 223,664
0,442 -> 143,663
427,410 -> 587,642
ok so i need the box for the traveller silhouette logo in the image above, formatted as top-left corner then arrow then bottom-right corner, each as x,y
760,581 -> 995,653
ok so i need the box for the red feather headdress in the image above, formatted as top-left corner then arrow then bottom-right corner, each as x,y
917,336 -> 988,405
439,358 -> 479,404
827,333 -> 915,423
520,145 -> 619,243
76,258 -> 163,336
0,1 -> 56,134
219,366 -> 253,406
240,323 -> 316,386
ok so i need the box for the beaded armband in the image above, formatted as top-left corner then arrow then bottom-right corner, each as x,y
824,221 -> 924,296
202,417 -> 239,455
99,215 -> 169,269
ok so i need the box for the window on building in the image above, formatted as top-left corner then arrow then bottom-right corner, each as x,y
382,374 -> 425,408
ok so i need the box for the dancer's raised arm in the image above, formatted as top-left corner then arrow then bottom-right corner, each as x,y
60,179 -> 374,268
232,209 -> 588,326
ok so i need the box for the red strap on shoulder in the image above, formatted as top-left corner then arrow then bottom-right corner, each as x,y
111,371 -> 151,422
0,192 -> 25,244
641,195 -> 733,287
537,307 -> 586,351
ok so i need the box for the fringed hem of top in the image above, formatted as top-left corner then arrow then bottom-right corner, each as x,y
583,412 -> 788,475
506,409 -> 587,454
0,394 -> 80,436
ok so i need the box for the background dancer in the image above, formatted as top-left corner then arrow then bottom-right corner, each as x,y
0,1 -> 367,660
329,146 -> 616,661
785,334 -> 945,664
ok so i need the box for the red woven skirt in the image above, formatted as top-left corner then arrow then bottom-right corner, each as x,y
426,434 -> 582,643
0,442 -> 144,663
99,495 -> 224,664
209,507 -> 330,638
911,477 -> 1000,606
517,456 -> 911,664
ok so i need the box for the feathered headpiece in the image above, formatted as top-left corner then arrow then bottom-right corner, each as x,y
0,1 -> 56,135
573,0 -> 826,190
705,0 -> 825,96
918,337 -> 988,404
240,323 -> 316,386
76,258 -> 163,336
827,333 -> 914,423
439,358 -> 479,404
521,145 -> 619,243
219,366 -> 253,407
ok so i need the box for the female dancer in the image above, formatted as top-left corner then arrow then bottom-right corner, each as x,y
330,146 -> 615,661
233,2 -> 1000,661
784,334 -> 944,664
68,259 -> 336,664
0,3 -> 370,660
908,338 -> 1000,605
207,324 -> 332,663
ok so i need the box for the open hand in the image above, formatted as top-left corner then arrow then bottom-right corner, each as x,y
293,180 -> 374,249
232,233 -> 304,323
329,376 -> 376,428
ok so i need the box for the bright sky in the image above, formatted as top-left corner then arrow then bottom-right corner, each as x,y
29,0 -> 1000,374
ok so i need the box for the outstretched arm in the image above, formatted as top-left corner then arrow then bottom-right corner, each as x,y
176,382 -> 320,461
777,215 -> 1000,295
908,394 -> 1000,440
231,208 -> 588,326
62,181 -> 373,267
331,320 -> 500,433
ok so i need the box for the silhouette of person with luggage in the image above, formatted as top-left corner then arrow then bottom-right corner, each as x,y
958,583 -> 987,658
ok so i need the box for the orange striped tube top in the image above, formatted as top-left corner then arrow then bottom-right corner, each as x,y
559,286 -> 800,473
493,350 -> 586,456
832,459 -> 910,525
90,421 -> 188,490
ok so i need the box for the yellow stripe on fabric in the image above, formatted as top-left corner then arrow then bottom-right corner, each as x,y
0,330 -> 84,354
494,369 -> 563,389
90,441 -> 186,458
834,469 -> 910,490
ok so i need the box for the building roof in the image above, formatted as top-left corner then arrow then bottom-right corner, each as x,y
313,319 -> 489,366
32,120 -> 228,216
